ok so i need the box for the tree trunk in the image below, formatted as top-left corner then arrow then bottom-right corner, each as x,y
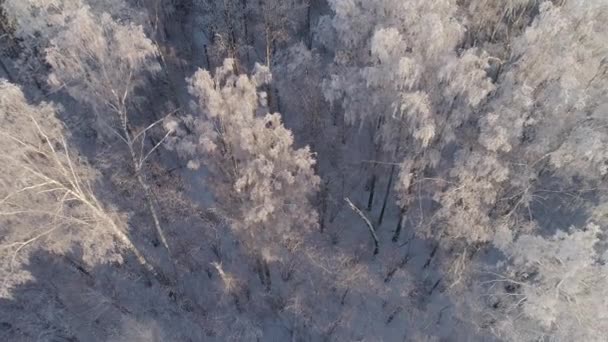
84,199 -> 168,284
256,255 -> 272,291
428,277 -> 442,295
265,84 -> 275,111
392,208 -> 405,242
123,118 -> 175,279
225,9 -> 240,74
242,0 -> 250,67
112,218 -> 169,284
423,242 -> 439,269
367,116 -> 384,211
367,173 -> 376,211
332,106 -> 338,126
274,87 -> 282,113
256,257 -> 265,285
263,259 -> 271,291
319,181 -> 329,233
265,25 -> 272,67
306,2 -> 313,49
204,44 -> 211,70
377,164 -> 396,226
135,168 -> 169,253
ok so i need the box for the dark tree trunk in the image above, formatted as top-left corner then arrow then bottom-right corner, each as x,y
203,44 -> 211,70
428,277 -> 443,295
392,208 -> 405,242
242,0 -> 250,66
319,181 -> 329,233
274,87 -> 282,113
367,116 -> 385,211
306,2 -> 313,49
367,173 -> 376,211
265,84 -> 275,111
256,254 -> 272,291
263,259 -> 271,291
423,242 -> 439,269
377,164 -> 396,226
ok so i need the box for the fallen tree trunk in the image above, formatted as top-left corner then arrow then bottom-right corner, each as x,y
345,197 -> 379,255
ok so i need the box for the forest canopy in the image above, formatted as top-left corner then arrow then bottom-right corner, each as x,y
0,0 -> 607,341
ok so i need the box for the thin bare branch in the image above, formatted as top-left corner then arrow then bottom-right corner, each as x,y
132,107 -> 180,142
139,130 -> 172,168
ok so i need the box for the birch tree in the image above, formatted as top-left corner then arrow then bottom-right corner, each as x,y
0,81 -> 162,297
44,7 -> 175,264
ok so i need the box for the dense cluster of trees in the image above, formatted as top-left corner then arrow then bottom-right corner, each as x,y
1,0 -> 607,340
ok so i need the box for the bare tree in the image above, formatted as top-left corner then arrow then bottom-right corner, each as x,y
44,8 -> 175,266
0,81 -> 163,296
